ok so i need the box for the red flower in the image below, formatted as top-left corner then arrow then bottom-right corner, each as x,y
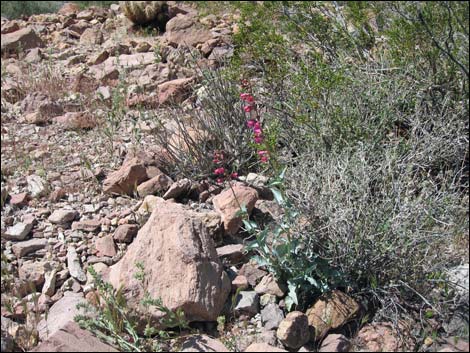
214,167 -> 225,175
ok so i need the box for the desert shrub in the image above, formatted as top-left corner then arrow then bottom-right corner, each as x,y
226,0 -> 469,324
0,1 -> 62,19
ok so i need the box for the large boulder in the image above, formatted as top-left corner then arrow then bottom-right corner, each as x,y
1,27 -> 44,54
109,198 -> 230,322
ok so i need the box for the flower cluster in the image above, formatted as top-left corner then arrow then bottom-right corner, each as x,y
212,150 -> 238,184
240,92 -> 269,163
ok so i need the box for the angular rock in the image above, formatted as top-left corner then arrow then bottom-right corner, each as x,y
239,261 -> 268,287
137,173 -> 173,197
1,27 -> 44,54
181,334 -> 229,352
19,260 -> 50,289
37,292 -> 87,339
261,303 -> 285,331
12,238 -> 47,257
260,294 -> 277,307
216,244 -> 245,263
67,246 -> 87,282
80,28 -> 103,45
113,224 -> 138,243
157,77 -> 194,105
354,322 -> 404,352
42,269 -> 58,297
48,209 -> 79,225
234,291 -> 259,317
232,275 -> 249,291
162,178 -> 191,200
306,290 -> 360,340
10,192 -> 29,207
55,112 -> 97,130
319,334 -> 350,352
103,158 -> 148,196
255,274 -> 286,298
32,321 -> 118,352
58,2 -> 80,16
95,235 -> 117,257
244,343 -> 287,352
27,175 -> 48,198
277,311 -> 310,349
71,219 -> 101,232
165,15 -> 212,47
109,199 -> 230,322
213,183 -> 258,235
4,222 -> 33,241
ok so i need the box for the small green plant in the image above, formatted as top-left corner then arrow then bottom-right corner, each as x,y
244,168 -> 343,311
75,263 -> 188,352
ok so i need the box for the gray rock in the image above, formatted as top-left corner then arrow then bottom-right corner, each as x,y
261,304 -> 285,330
447,264 -> 469,298
37,292 -> 87,340
235,291 -> 259,317
67,246 -> 86,282
42,269 -> 58,297
4,222 -> 33,240
12,238 -> 47,257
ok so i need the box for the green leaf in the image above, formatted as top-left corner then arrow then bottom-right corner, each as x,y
271,187 -> 284,205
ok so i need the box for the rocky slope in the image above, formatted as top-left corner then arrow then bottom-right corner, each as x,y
1,2 -> 468,352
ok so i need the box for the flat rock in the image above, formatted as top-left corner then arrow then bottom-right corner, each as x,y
4,222 -> 33,241
12,238 -> 47,257
255,274 -> 286,298
157,77 -> 195,105
37,292 -> 87,340
49,209 -> 79,225
137,173 -> 173,197
55,112 -> 97,130
109,198 -> 230,322
71,219 -> 101,232
319,334 -> 350,352
216,244 -> 244,263
162,178 -> 191,199
244,343 -> 287,352
19,260 -> 50,290
165,14 -> 213,47
181,334 -> 229,352
95,235 -> 117,257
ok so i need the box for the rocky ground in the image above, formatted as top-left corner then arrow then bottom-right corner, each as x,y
1,2 -> 469,352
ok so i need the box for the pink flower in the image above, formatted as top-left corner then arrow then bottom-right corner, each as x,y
258,151 -> 269,163
243,105 -> 254,113
246,119 -> 256,128
214,167 -> 225,175
260,155 -> 269,163
216,177 -> 225,184
253,121 -> 261,130
253,128 -> 262,135
254,136 -> 264,144
240,93 -> 254,102
231,172 -> 239,179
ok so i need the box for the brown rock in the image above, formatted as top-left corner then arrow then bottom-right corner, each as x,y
216,244 -> 245,263
165,15 -> 213,47
10,192 -> 29,207
72,219 -> 101,232
181,334 -> 229,352
12,238 -> 47,258
95,235 -> 117,257
306,290 -> 360,340
109,199 -> 230,322
80,28 -> 103,45
88,50 -> 109,66
55,112 -> 97,130
255,274 -> 286,298
19,260 -> 50,290
354,322 -> 404,352
137,174 -> 173,197
319,334 -> 350,352
48,209 -> 78,224
113,224 -> 138,243
244,343 -> 287,352
239,261 -> 268,287
157,77 -> 195,105
1,20 -> 20,34
58,3 -> 80,16
213,183 -> 258,235
103,158 -> 148,196
162,178 -> 191,199
232,275 -> 249,291
277,311 -> 310,349
1,27 -> 44,54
